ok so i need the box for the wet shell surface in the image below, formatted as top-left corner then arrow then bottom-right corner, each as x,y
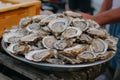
3,11 -> 118,64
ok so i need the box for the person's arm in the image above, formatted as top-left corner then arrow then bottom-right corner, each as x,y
93,7 -> 120,25
97,0 -> 113,14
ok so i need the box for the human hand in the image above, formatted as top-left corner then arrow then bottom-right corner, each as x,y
80,12 -> 94,20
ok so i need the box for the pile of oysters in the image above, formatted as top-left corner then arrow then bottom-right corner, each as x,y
3,11 -> 118,64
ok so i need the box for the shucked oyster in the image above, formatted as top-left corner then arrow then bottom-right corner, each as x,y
32,15 -> 48,23
40,14 -> 57,26
72,18 -> 89,31
48,18 -> 68,33
25,49 -> 57,62
42,36 -> 57,49
26,23 -> 40,33
105,36 -> 118,51
87,28 -> 108,38
19,17 -> 32,28
61,27 -> 82,39
90,39 -> 108,56
54,40 -> 67,50
64,11 -> 82,18
77,51 -> 96,62
79,34 -> 93,43
63,44 -> 88,57
7,43 -> 30,55
87,19 -> 100,28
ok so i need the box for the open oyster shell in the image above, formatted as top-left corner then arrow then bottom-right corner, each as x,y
32,15 -> 48,23
54,40 -> 67,50
25,49 -> 57,62
42,36 -> 57,49
87,19 -> 100,28
7,43 -> 30,55
77,51 -> 96,62
40,14 -> 57,26
64,11 -> 82,18
72,18 -> 89,31
61,27 -> 82,39
48,18 -> 68,33
87,28 -> 108,38
63,44 -> 88,57
26,23 -> 40,33
90,39 -> 108,56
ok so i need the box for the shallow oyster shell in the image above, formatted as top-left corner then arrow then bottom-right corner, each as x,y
77,51 -> 96,62
26,23 -> 40,33
54,40 -> 67,50
7,43 -> 30,55
25,49 -> 57,62
90,39 -> 108,56
48,18 -> 68,33
61,27 -> 82,39
40,14 -> 57,26
63,44 -> 88,57
72,18 -> 89,31
42,36 -> 57,49
32,15 -> 48,23
19,17 -> 32,28
64,11 -> 82,18
87,28 -> 108,38
79,34 -> 93,43
105,36 -> 118,51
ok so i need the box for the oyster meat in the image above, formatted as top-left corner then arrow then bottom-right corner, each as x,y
42,36 -> 57,49
87,19 -> 100,28
25,49 -> 57,62
61,27 -> 82,39
90,39 -> 108,56
63,44 -> 88,57
7,43 -> 30,55
77,51 -> 96,62
72,18 -> 89,31
32,15 -> 48,23
79,34 -> 93,43
54,40 -> 67,50
48,18 -> 68,33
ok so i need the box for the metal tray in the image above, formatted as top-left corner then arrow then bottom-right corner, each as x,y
1,39 -> 115,71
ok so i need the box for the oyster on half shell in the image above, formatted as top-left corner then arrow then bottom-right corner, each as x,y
79,34 -> 93,43
54,40 -> 67,50
42,36 -> 57,49
61,27 -> 82,39
64,11 -> 82,18
48,18 -> 68,33
90,39 -> 108,56
7,43 -> 30,55
77,51 -> 96,62
63,44 -> 88,57
25,49 -> 57,62
32,15 -> 48,23
72,18 -> 89,31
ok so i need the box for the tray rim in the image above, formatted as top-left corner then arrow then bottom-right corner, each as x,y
1,39 -> 115,69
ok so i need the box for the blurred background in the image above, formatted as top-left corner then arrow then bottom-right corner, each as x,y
41,0 -> 103,14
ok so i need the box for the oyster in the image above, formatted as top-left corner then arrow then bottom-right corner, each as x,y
7,43 -> 30,55
26,23 -> 40,33
77,51 -> 96,62
61,27 -> 82,39
96,51 -> 115,60
87,28 -> 108,38
58,54 -> 81,64
105,36 -> 118,50
87,19 -> 100,28
42,26 -> 51,32
72,18 -> 89,31
19,17 -> 32,28
48,18 -> 68,33
46,58 -> 65,64
25,49 -> 57,62
79,34 -> 93,43
42,36 -> 57,49
37,40 -> 44,49
54,40 -> 67,50
90,39 -> 108,56
40,14 -> 57,26
20,33 -> 41,42
64,11 -> 82,18
63,44 -> 88,57
32,15 -> 48,23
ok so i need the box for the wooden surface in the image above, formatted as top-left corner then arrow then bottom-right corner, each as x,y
0,51 -> 107,80
0,0 -> 41,38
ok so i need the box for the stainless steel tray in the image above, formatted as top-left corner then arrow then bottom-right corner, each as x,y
1,40 -> 115,71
